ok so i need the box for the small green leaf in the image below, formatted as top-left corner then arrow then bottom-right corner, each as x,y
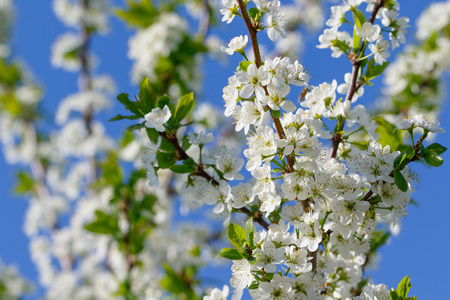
85,211 -> 119,235
115,0 -> 158,28
271,109 -> 281,119
126,122 -> 146,132
332,39 -> 351,53
351,8 -> 367,27
353,28 -> 361,51
169,164 -> 194,174
182,157 -> 197,170
14,172 -> 35,195
156,95 -> 171,110
425,143 -> 447,155
389,289 -> 400,300
145,128 -> 175,152
394,147 -> 415,170
245,218 -> 255,249
397,276 -> 411,298
370,61 -> 390,79
117,93 -> 145,117
156,151 -> 177,169
394,170 -> 408,192
169,158 -> 196,174
248,7 -> 260,20
160,263 -> 189,294
138,78 -> 157,109
181,135 -> 192,152
423,150 -> 444,167
101,152 -> 122,185
227,223 -> 246,250
217,248 -> 243,260
109,114 -> 142,122
248,281 -> 259,289
238,61 -> 252,72
365,58 -> 375,78
248,252 -> 260,265
174,92 -> 195,124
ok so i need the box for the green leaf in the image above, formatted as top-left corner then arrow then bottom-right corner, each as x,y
248,252 -> 260,265
332,39 -> 351,53
117,93 -> 146,117
369,61 -> 390,79
394,170 -> 408,192
353,27 -> 361,50
245,217 -> 255,249
156,151 -> 177,169
126,122 -> 146,132
216,248 -> 243,260
351,8 -> 366,27
374,117 -> 404,150
120,130 -> 135,148
156,95 -> 171,110
227,223 -> 246,250
369,230 -> 390,253
85,211 -> 119,235
14,172 -> 35,195
397,276 -> 411,298
115,0 -> 158,28
389,289 -> 400,300
139,194 -> 157,212
0,60 -> 22,86
182,157 -> 197,170
248,7 -> 260,20
145,128 -> 175,152
174,92 -> 195,124
271,109 -> 281,119
248,281 -> 259,289
238,61 -> 252,72
181,135 -> 192,152
394,147 -> 416,170
160,263 -> 188,294
425,143 -> 447,155
423,149 -> 444,167
109,114 -> 142,122
101,152 -> 122,185
169,159 -> 196,174
365,58 -> 375,78
138,78 -> 157,110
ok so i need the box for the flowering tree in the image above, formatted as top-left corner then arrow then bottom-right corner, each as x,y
0,0 -> 448,299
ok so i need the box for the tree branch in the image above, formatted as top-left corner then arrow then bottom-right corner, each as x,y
159,131 -> 270,230
329,0 -> 386,160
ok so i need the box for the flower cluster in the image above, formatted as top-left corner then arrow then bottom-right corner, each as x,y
187,0 -> 447,299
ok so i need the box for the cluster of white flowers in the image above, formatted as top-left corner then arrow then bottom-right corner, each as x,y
53,0 -> 109,33
380,1 -> 450,122
128,13 -> 187,84
318,0 -> 408,62
220,0 -> 287,42
0,259 -> 32,298
192,1 -> 446,299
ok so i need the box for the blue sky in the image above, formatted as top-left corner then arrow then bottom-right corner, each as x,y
0,0 -> 449,299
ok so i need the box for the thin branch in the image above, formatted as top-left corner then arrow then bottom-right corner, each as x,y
329,0 -> 386,160
159,131 -> 270,230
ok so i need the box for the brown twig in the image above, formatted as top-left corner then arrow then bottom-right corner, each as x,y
329,0 -> 386,160
237,0 -> 313,265
159,131 -> 270,230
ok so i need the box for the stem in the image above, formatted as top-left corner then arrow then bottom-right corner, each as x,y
329,0 -> 386,160
237,0 -> 263,67
80,0 -> 97,181
159,131 -> 270,230
237,0 -> 312,266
